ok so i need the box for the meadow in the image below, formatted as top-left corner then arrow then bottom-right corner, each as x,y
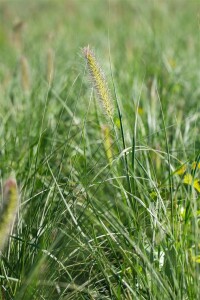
0,0 -> 200,299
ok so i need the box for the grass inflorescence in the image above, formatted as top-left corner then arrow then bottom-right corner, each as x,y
0,178 -> 18,252
83,45 -> 114,119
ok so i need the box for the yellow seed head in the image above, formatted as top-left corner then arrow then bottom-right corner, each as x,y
12,20 -> 25,52
83,46 -> 113,119
0,178 -> 19,251
46,48 -> 54,85
20,55 -> 31,92
101,125 -> 113,165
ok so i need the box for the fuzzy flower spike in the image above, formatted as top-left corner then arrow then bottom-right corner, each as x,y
83,46 -> 113,119
0,178 -> 19,251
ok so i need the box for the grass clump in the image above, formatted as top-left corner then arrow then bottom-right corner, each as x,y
0,0 -> 200,299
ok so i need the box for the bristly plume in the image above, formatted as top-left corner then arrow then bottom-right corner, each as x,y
20,55 -> 31,93
0,178 -> 19,251
46,48 -> 54,85
101,125 -> 113,165
83,46 -> 113,119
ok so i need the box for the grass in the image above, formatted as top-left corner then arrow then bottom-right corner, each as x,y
0,0 -> 200,299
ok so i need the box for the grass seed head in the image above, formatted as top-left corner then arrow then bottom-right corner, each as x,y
0,178 -> 19,252
46,48 -> 54,85
101,125 -> 113,165
83,45 -> 113,119
20,55 -> 31,93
